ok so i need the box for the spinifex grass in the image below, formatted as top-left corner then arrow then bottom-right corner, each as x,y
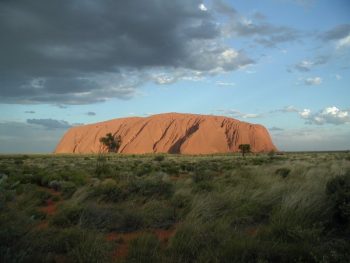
0,152 -> 349,262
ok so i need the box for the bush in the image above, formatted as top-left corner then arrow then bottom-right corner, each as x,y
50,205 -> 83,227
121,209 -> 145,232
126,233 -> 161,263
128,177 -> 173,199
153,155 -> 165,162
275,168 -> 291,178
143,200 -> 176,228
80,204 -> 122,231
61,181 -> 77,199
69,230 -> 112,263
326,173 -> 350,227
192,169 -> 215,183
91,182 -> 124,203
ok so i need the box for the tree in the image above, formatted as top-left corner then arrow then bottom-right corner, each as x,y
238,144 -> 251,157
99,133 -> 122,153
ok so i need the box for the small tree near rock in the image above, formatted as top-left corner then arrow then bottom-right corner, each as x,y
99,133 -> 122,153
238,144 -> 251,157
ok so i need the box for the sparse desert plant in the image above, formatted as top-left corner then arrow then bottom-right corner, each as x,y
99,133 -> 121,153
126,233 -> 161,263
326,172 -> 350,227
239,144 -> 251,157
1,152 -> 350,262
153,155 -> 165,162
50,204 -> 83,227
69,230 -> 112,263
275,167 -> 291,178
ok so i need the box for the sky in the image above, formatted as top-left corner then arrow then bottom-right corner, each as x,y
0,0 -> 350,153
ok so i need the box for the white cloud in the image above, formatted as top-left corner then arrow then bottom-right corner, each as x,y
153,74 -> 176,85
199,3 -> 207,11
336,34 -> 350,49
274,105 -> 350,126
335,74 -> 342,80
299,109 -> 311,118
216,81 -> 236,87
301,106 -> 350,125
304,77 -> 322,86
218,109 -> 262,119
152,70 -> 205,85
282,105 -> 299,113
220,49 -> 239,63
296,60 -> 313,71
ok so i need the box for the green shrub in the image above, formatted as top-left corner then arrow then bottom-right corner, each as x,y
60,181 -> 77,199
90,183 -> 124,202
50,205 -> 83,227
143,200 -> 176,228
128,177 -> 173,199
326,173 -> 350,227
80,204 -> 122,231
192,169 -> 215,183
275,168 -> 291,178
136,163 -> 153,177
121,209 -> 145,232
69,230 -> 112,263
28,208 -> 47,220
34,190 -> 52,206
154,155 -> 165,162
126,233 -> 161,263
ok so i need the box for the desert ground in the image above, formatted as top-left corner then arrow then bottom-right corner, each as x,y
1,152 -> 350,263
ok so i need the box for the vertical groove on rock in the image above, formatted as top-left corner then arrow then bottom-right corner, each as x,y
168,121 -> 201,154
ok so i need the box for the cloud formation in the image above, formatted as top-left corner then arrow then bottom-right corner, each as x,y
213,0 -> 301,48
304,77 -> 322,86
0,121 -> 66,153
269,126 -> 284,131
300,106 -> 350,125
274,105 -> 350,125
293,56 -> 328,72
217,109 -> 262,119
0,0 -> 254,105
86,112 -> 96,116
26,118 -> 79,129
321,24 -> 350,41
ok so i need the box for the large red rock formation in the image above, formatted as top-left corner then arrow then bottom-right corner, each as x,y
54,113 -> 277,154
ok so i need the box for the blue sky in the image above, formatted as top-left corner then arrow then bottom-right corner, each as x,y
0,0 -> 350,153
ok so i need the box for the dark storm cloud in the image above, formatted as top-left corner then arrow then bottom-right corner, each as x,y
26,118 -> 73,129
0,0 -> 254,105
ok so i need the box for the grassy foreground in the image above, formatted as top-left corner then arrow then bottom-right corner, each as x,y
0,152 -> 350,263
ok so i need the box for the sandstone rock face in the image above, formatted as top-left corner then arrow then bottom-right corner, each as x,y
54,113 -> 277,154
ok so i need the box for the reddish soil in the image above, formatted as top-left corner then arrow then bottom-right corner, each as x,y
36,186 -> 62,229
246,226 -> 259,237
40,198 -> 59,215
107,225 -> 178,260
153,227 -> 177,243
